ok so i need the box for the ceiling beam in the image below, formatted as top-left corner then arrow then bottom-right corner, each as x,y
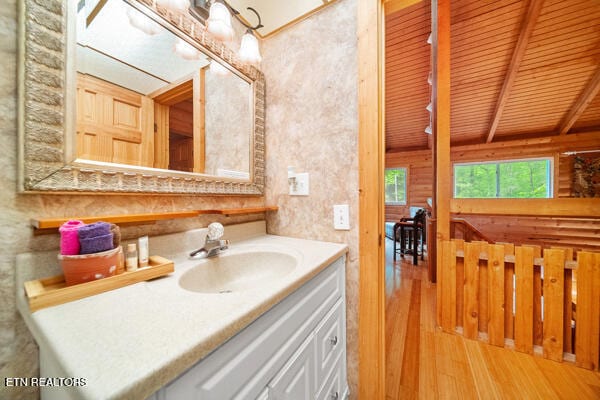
384,0 -> 423,15
558,67 -> 600,135
485,0 -> 545,144
86,0 -> 108,27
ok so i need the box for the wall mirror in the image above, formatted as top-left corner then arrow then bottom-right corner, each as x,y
19,0 -> 265,194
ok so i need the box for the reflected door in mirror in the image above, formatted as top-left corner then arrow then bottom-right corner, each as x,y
76,73 -> 154,167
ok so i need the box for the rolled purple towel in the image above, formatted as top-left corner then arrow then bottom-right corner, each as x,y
78,222 -> 112,240
80,233 -> 114,254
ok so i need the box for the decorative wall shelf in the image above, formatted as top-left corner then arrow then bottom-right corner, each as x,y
31,206 -> 279,232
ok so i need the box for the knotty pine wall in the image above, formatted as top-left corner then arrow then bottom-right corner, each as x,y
385,133 -> 600,251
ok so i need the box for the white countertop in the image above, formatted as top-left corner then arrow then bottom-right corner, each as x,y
16,224 -> 347,399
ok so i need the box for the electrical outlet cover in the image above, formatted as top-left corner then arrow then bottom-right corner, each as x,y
333,204 -> 350,230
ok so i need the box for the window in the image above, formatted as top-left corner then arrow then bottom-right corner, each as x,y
385,168 -> 407,204
454,158 -> 552,198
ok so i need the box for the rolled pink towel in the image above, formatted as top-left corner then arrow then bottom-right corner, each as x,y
59,220 -> 85,255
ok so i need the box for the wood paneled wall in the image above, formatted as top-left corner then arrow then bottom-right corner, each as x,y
386,150 -> 432,221
386,133 -> 600,251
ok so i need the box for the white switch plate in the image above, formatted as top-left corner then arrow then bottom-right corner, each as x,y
290,173 -> 309,196
333,204 -> 350,230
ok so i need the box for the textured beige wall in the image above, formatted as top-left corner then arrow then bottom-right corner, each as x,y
0,2 -> 264,399
261,0 -> 359,396
1,0 -> 359,398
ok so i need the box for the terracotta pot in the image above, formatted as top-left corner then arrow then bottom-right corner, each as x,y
58,246 -> 122,286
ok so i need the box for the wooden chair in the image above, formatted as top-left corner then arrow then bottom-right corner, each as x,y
394,209 -> 426,265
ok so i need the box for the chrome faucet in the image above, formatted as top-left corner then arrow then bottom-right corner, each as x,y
189,222 -> 229,259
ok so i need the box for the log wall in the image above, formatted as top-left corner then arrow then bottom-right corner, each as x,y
385,133 -> 600,251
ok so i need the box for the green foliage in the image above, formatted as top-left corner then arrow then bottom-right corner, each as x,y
385,168 -> 406,204
454,160 -> 549,198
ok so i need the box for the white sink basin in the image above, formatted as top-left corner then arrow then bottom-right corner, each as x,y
179,251 -> 297,293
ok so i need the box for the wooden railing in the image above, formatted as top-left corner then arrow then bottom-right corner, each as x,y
450,218 -> 494,243
438,239 -> 600,370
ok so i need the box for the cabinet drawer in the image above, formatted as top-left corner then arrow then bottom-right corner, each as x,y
315,299 -> 345,392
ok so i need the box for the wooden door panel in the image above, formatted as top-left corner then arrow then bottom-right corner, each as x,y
76,73 -> 153,166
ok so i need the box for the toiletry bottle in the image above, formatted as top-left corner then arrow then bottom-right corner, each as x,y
138,236 -> 149,268
126,243 -> 138,272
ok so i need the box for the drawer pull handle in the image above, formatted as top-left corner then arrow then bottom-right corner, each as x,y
329,336 -> 338,346
331,391 -> 339,400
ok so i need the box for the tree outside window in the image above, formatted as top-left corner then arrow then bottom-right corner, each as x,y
454,159 -> 552,198
385,168 -> 407,204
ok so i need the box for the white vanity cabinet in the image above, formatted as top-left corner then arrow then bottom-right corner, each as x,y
150,256 -> 348,400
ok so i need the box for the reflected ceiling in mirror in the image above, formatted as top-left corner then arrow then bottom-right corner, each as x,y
75,0 -> 252,179
18,0 -> 265,194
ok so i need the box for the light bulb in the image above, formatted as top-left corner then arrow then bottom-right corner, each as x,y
207,2 -> 234,42
239,31 -> 261,64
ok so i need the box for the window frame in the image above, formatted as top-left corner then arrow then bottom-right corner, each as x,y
384,167 -> 408,205
452,157 -> 554,199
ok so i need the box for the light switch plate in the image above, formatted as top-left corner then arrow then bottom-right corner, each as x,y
333,204 -> 350,230
290,173 -> 309,196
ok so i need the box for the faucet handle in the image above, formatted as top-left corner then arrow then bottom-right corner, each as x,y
207,222 -> 224,240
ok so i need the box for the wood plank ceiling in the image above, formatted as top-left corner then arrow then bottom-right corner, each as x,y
384,0 -> 600,152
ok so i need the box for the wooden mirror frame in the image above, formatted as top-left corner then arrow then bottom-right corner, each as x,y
18,0 -> 265,195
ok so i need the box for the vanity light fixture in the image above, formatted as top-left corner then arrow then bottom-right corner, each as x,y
206,1 -> 235,41
204,0 -> 264,64
238,29 -> 262,63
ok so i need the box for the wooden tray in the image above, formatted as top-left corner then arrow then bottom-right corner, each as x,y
24,256 -> 174,312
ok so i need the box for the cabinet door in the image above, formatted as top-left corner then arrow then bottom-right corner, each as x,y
315,299 -> 345,392
268,334 -> 315,399
316,353 -> 345,400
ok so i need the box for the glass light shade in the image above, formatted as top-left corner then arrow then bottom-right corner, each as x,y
426,102 -> 433,112
156,0 -> 189,13
127,9 -> 161,35
207,2 -> 234,42
239,32 -> 262,64
425,125 -> 432,135
174,38 -> 201,60
209,60 -> 230,76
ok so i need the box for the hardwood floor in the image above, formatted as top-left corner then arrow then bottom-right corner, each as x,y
384,238 -> 600,399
